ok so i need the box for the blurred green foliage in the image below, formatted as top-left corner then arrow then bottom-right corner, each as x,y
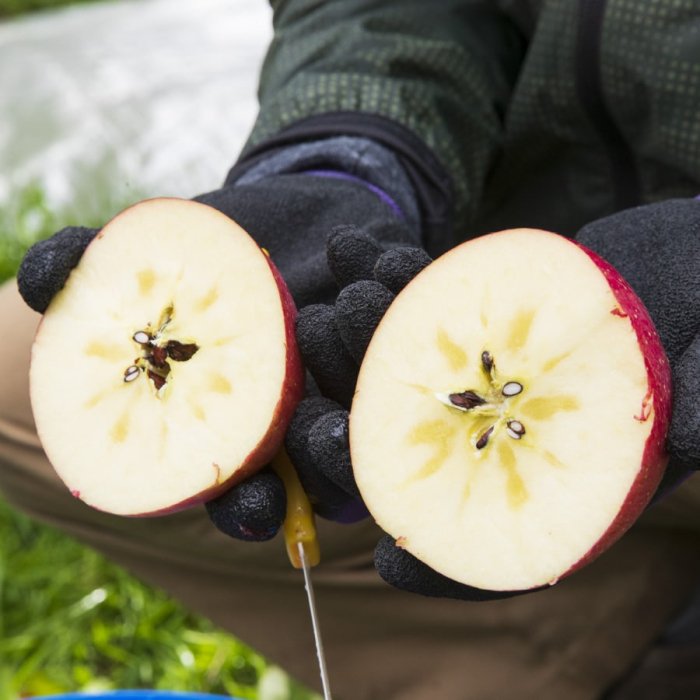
0,0 -> 106,18
0,184 -> 71,282
0,498 -> 287,697
0,185 -> 318,698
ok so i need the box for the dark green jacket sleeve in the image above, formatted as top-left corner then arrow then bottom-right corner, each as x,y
242,0 -> 526,241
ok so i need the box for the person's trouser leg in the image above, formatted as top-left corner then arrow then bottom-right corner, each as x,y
2,277 -> 700,700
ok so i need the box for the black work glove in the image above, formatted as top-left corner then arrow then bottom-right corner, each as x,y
287,225 -> 433,522
576,198 -> 700,493
17,173 -> 417,541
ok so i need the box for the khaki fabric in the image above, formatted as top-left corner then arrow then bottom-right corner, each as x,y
1,276 -> 699,700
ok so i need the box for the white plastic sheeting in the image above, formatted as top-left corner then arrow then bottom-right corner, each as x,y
0,0 -> 272,218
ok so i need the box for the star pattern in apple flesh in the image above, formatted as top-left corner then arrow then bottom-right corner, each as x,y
407,323 -> 580,508
122,304 -> 199,392
440,348 -> 528,453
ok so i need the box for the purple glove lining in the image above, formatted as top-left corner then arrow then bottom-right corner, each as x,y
301,169 -> 405,220
332,497 -> 371,524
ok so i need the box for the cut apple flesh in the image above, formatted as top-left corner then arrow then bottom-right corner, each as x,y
351,228 -> 670,591
30,198 -> 303,516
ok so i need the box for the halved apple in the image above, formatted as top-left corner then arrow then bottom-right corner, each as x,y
30,198 -> 304,516
350,228 -> 671,591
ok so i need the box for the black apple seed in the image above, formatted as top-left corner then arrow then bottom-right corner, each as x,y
475,425 -> 494,450
166,340 -> 199,362
449,391 -> 487,410
481,350 -> 494,374
147,369 -> 167,391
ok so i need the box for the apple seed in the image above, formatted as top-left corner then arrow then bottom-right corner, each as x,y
506,420 -> 526,440
147,369 -> 167,391
481,350 -> 494,375
166,340 -> 199,362
475,425 -> 495,450
123,365 -> 141,383
133,330 -> 151,345
502,381 -> 523,397
448,390 -> 487,410
148,345 -> 169,369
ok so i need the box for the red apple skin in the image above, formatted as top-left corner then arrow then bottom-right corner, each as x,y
556,242 -> 672,582
126,252 -> 305,517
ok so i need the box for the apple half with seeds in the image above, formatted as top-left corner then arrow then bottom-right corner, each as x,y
351,228 -> 671,592
30,198 -> 304,516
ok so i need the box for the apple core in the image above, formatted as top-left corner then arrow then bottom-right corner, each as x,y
123,305 -> 200,392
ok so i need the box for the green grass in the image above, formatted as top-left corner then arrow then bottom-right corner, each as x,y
0,186 -> 318,699
0,499 -> 270,697
0,0 -> 105,18
0,184 -> 80,281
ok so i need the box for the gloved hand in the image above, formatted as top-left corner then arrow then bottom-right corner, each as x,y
293,199 -> 700,600
17,171 -> 418,541
576,198 -> 700,493
287,225 -> 433,522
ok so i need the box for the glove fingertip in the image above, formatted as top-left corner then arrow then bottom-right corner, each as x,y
296,304 -> 358,407
307,409 -> 359,497
335,280 -> 394,363
286,396 -> 346,458
285,398 -> 362,521
17,226 -> 99,313
374,536 -> 525,601
205,469 -> 286,542
327,225 -> 384,288
373,247 -> 432,294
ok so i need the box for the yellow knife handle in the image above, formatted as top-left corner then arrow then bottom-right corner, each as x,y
272,449 -> 320,569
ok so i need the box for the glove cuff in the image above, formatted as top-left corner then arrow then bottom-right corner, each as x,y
226,112 -> 454,256
230,135 -> 421,238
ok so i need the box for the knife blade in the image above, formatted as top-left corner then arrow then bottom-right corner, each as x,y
272,450 -> 333,700
298,540 -> 333,700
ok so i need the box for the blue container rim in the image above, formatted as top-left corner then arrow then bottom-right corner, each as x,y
31,692 -> 240,700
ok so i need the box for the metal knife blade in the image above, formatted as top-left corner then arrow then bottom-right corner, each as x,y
272,450 -> 332,699
298,541 -> 333,700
